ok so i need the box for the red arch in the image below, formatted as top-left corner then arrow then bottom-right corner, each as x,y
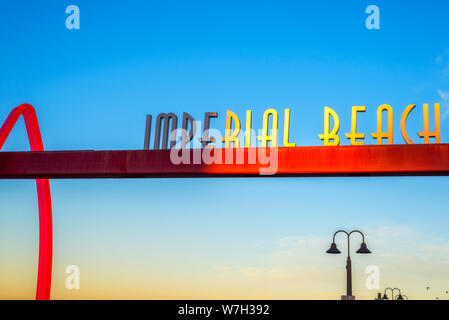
0,104 -> 52,300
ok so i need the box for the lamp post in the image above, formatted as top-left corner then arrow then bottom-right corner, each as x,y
326,230 -> 371,299
382,287 -> 403,300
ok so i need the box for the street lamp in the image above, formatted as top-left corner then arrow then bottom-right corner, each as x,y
326,230 -> 371,299
382,287 -> 403,300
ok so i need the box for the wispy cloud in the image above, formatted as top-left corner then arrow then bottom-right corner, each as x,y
436,46 -> 449,120
212,266 -> 232,273
438,89 -> 449,119
436,46 -> 449,77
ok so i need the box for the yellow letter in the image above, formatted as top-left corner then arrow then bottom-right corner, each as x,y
221,110 -> 241,148
318,107 -> 340,146
400,104 -> 416,144
345,106 -> 365,145
257,108 -> 278,147
245,110 -> 252,148
418,103 -> 440,144
283,109 -> 296,147
371,104 -> 393,145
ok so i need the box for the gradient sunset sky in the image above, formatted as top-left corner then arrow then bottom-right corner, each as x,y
1,0 -> 449,300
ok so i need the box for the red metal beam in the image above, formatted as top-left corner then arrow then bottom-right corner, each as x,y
1,144 -> 449,179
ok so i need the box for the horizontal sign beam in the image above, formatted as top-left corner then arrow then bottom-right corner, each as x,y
0,144 -> 449,179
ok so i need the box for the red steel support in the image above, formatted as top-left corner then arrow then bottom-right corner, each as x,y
0,104 -> 52,300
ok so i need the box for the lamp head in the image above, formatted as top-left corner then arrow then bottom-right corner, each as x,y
326,243 -> 341,254
356,242 -> 371,254
397,294 -> 404,300
382,294 -> 389,300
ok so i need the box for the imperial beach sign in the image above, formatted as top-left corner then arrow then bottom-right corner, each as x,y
144,103 -> 441,150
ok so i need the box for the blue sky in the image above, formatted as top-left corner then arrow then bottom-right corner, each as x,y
1,0 -> 449,299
